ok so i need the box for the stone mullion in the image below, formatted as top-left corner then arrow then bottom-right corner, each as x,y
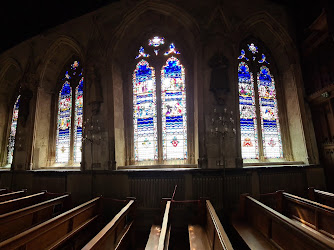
69,81 -> 76,166
156,63 -> 163,164
252,64 -> 264,160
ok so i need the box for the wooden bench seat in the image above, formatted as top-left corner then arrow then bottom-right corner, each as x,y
0,193 -> 70,241
0,191 -> 66,215
234,194 -> 334,250
83,199 -> 136,250
0,189 -> 27,202
188,200 -> 233,250
0,197 -> 136,250
309,187 -> 334,208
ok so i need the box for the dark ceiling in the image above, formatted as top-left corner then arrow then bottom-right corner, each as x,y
0,0 -> 323,54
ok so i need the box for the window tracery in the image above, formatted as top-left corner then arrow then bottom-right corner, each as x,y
56,60 -> 84,164
238,42 -> 283,159
132,36 -> 188,163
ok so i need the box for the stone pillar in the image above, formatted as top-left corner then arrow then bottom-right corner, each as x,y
12,85 -> 36,170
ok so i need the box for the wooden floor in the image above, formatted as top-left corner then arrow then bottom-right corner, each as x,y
233,220 -> 278,250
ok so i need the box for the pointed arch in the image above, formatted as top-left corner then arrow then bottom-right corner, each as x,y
257,66 -> 283,158
237,40 -> 284,160
56,81 -> 72,163
38,35 -> 84,93
133,59 -> 157,161
238,62 -> 258,159
161,57 -> 187,160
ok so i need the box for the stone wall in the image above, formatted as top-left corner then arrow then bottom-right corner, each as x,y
0,0 -> 318,170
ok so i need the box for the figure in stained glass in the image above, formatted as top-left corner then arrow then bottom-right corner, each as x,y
133,60 -> 158,161
56,60 -> 84,164
161,57 -> 187,160
257,66 -> 282,158
238,62 -> 259,159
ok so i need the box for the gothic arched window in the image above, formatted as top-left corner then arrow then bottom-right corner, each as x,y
56,60 -> 84,164
133,37 -> 187,163
7,95 -> 20,164
238,42 -> 283,159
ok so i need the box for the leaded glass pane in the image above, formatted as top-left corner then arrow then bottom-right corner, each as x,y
238,62 -> 259,159
257,66 -> 283,158
133,60 -> 158,161
74,77 -> 83,163
56,82 -> 72,163
7,95 -> 20,164
161,57 -> 187,160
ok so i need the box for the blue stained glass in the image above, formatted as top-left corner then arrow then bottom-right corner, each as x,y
164,61 -> 182,78
161,57 -> 187,160
133,60 -> 157,161
56,81 -> 72,163
257,66 -> 282,158
74,78 -> 83,163
238,62 -> 258,159
258,68 -> 272,85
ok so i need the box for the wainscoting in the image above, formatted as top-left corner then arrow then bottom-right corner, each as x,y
0,165 -> 326,213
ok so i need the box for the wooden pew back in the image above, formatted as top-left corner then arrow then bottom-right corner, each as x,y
0,193 -> 70,241
83,199 -> 136,250
205,200 -> 233,250
0,189 -> 27,202
282,192 -> 334,237
0,196 -> 100,250
0,188 -> 9,195
0,191 -> 45,215
242,195 -> 334,249
145,198 -> 171,250
309,187 -> 334,208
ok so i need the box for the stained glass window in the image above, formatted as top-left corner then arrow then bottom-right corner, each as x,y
55,60 -> 83,165
161,57 -> 187,160
133,37 -> 188,163
257,66 -> 282,158
133,60 -> 158,161
56,82 -> 72,163
238,42 -> 283,160
74,77 -> 84,163
7,95 -> 20,164
238,62 -> 258,159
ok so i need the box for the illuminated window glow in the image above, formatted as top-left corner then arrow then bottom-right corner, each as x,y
257,66 -> 282,158
238,62 -> 258,159
7,95 -> 20,164
161,57 -> 187,160
133,37 -> 187,163
56,60 -> 83,164
133,60 -> 158,161
56,82 -> 72,163
238,42 -> 283,159
74,78 -> 84,163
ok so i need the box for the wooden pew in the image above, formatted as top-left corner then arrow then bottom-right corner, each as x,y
83,198 -> 136,250
234,194 -> 334,249
0,188 -> 9,195
0,193 -> 70,241
145,198 -> 172,250
146,197 -> 233,250
188,199 -> 233,250
0,197 -> 135,250
308,187 -> 334,208
0,189 -> 27,202
260,191 -> 334,238
0,191 -> 66,215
